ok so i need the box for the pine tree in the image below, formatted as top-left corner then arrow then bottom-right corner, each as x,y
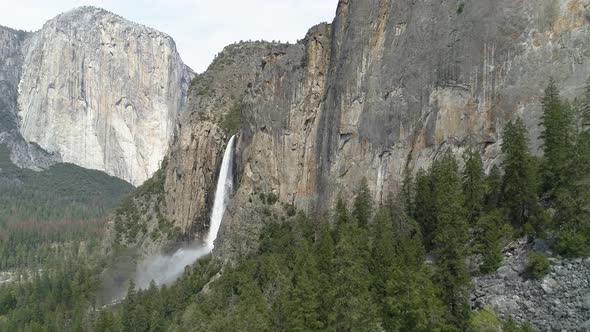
414,169 -> 436,250
501,118 -> 539,231
232,264 -> 272,331
400,170 -> 415,216
369,208 -> 396,309
334,196 -> 351,243
353,177 -> 372,228
430,153 -> 471,329
484,165 -> 502,210
539,79 -> 574,196
315,219 -> 335,330
121,281 -> 137,332
462,149 -> 485,224
286,242 -> 323,331
477,210 -> 509,273
332,221 -> 379,331
384,266 -> 448,331
553,83 -> 590,256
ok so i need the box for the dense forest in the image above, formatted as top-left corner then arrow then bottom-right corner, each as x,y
0,145 -> 134,330
1,79 -> 590,331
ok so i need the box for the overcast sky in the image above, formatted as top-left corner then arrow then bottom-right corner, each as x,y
0,0 -> 336,72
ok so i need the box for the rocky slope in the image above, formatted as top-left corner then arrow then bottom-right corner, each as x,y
6,7 -> 193,185
473,239 -> 590,331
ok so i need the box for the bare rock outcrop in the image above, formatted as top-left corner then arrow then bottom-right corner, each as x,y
0,26 -> 57,169
234,0 -> 590,214
473,239 -> 590,331
16,7 -> 193,185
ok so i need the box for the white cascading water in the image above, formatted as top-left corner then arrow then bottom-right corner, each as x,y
205,135 -> 235,250
135,135 -> 236,288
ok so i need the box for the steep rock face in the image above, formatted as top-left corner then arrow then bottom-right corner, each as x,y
106,42 -> 291,256
0,26 -> 57,169
163,42 -> 290,240
234,0 -> 590,214
209,0 -> 590,265
16,7 -> 193,185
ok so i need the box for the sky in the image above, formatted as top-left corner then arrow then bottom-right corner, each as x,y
0,0 -> 336,72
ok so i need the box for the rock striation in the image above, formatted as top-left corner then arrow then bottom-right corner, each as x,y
234,0 -> 590,213
13,7 -> 193,185
0,26 -> 57,169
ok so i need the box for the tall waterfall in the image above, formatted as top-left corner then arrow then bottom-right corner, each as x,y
135,136 -> 236,288
206,135 -> 235,250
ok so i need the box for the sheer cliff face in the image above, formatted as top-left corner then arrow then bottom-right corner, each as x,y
231,0 -> 590,211
163,42 -> 288,238
0,26 -> 57,169
16,7 -> 193,185
211,0 -> 590,258
111,0 -> 590,255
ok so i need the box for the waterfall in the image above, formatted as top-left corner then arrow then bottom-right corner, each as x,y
206,135 -> 235,250
135,135 -> 236,288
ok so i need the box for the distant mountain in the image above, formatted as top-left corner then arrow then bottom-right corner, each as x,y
0,6 -> 193,186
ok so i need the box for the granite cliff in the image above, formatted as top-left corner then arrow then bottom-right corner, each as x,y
105,1 -> 590,328
0,26 -> 58,169
0,7 -> 193,185
216,0 -> 590,260
108,0 -> 590,257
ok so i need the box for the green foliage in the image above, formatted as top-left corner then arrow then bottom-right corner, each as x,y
484,165 -> 502,210
114,158 -> 175,243
476,210 -> 510,274
539,79 -> 574,196
471,308 -> 536,332
190,74 -> 214,97
550,80 -> 590,257
0,144 -> 133,272
414,169 -> 437,250
471,308 -> 504,332
0,259 -> 102,331
400,169 -> 415,216
430,153 -> 471,329
525,252 -> 551,279
332,207 -> 378,331
463,150 -> 486,224
352,177 -> 372,228
501,118 -> 539,231
221,99 -> 243,135
384,266 -> 448,331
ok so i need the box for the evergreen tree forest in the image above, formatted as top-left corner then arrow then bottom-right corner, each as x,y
1,79 -> 590,331
0,145 -> 134,330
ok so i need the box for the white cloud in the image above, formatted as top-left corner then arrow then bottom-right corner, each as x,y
0,0 -> 336,72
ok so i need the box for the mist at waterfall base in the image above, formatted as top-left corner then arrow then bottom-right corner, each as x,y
135,135 -> 236,289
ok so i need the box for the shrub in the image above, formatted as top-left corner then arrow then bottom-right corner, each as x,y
555,229 -> 590,258
285,204 -> 297,217
470,308 -> 503,332
266,193 -> 278,205
221,99 -> 242,134
525,252 -> 551,279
